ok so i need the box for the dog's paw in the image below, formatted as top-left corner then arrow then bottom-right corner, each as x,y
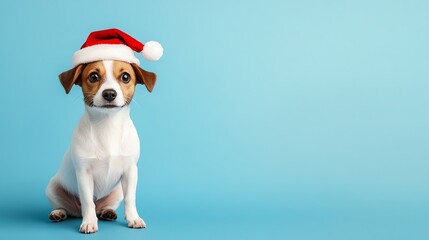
99,209 -> 118,221
127,217 -> 146,229
79,221 -> 98,234
49,209 -> 67,222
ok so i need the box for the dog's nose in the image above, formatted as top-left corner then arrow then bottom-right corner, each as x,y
102,89 -> 117,102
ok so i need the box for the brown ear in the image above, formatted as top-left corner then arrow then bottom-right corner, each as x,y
58,64 -> 84,94
131,63 -> 157,93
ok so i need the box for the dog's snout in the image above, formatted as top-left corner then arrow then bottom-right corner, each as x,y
102,89 -> 117,102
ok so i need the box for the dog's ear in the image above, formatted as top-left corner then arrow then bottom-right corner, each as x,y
58,64 -> 84,94
131,63 -> 157,93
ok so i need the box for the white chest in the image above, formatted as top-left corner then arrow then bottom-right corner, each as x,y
69,107 -> 140,198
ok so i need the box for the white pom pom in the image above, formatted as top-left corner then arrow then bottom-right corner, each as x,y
141,41 -> 163,61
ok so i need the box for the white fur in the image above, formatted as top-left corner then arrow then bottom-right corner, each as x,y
46,60 -> 146,233
93,60 -> 126,108
141,41 -> 163,61
72,44 -> 140,67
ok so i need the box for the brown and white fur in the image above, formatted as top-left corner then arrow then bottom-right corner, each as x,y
46,60 -> 156,234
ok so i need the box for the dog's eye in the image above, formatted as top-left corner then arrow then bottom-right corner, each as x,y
121,72 -> 131,83
88,72 -> 100,83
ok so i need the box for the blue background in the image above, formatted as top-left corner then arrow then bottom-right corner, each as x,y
0,0 -> 428,239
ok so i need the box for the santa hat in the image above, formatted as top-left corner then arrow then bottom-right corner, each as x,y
72,28 -> 163,67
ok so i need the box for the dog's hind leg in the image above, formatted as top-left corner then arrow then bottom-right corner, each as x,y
46,178 -> 82,222
95,185 -> 123,221
48,209 -> 67,222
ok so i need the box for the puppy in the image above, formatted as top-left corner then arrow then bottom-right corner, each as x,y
46,60 -> 156,233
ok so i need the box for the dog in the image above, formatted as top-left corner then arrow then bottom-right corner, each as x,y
46,59 -> 156,233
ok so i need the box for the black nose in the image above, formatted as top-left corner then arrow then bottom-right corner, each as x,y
102,89 -> 117,102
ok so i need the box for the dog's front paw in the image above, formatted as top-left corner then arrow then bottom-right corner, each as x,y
79,221 -> 98,234
127,217 -> 146,229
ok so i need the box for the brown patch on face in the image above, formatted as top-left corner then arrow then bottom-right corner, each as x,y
80,61 -> 106,106
59,60 -> 156,107
112,61 -> 138,105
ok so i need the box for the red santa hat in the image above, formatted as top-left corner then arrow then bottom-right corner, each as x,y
72,28 -> 163,67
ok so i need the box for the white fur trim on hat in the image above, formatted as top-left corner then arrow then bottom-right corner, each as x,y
142,41 -> 163,61
72,44 -> 140,67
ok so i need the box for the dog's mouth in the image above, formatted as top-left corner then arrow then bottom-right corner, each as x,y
101,104 -> 118,109
90,104 -> 125,109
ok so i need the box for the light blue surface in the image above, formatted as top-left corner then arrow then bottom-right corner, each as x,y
0,0 -> 428,239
